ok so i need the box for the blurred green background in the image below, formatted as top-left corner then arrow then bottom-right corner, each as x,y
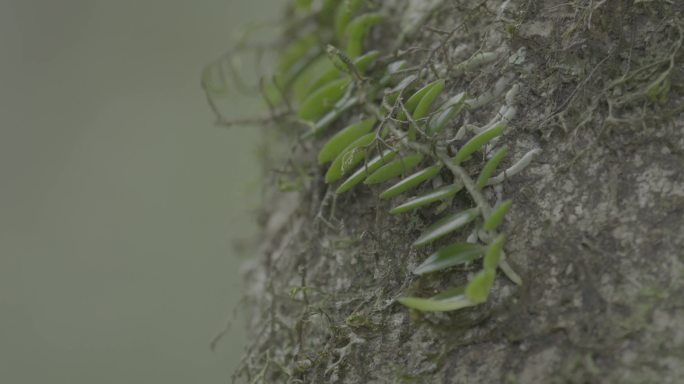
0,1 -> 278,382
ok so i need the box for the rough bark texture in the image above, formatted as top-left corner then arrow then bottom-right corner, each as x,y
235,1 -> 684,383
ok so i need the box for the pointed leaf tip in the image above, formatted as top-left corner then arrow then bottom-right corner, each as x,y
483,234 -> 505,271
483,200 -> 512,231
465,270 -> 496,304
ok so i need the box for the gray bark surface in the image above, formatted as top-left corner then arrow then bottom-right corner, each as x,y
234,1 -> 684,382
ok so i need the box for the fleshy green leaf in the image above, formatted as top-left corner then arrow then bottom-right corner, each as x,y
352,50 -> 380,74
277,34 -> 319,78
281,47 -> 324,92
291,54 -> 334,103
385,74 -> 418,106
298,78 -> 351,121
483,200 -> 512,231
364,154 -> 424,185
483,234 -> 505,271
475,146 -> 508,190
320,0 -> 340,23
318,118 -> 376,164
398,79 -> 444,121
427,92 -> 466,135
325,132 -> 375,183
334,0 -> 364,41
306,50 -> 379,95
465,270 -> 496,304
397,287 -> 474,312
413,243 -> 484,275
379,164 -> 442,199
408,79 -> 445,140
452,121 -> 506,165
412,208 -> 479,247
390,183 -> 462,214
397,296 -> 473,312
295,0 -> 314,10
379,60 -> 408,87
305,94 -> 358,138
336,150 -> 397,194
344,13 -> 383,58
412,80 -> 445,120
302,60 -> 337,97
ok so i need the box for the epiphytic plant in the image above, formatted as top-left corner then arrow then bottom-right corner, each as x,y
211,0 -> 541,313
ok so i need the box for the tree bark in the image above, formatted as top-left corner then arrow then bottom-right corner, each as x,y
235,1 -> 684,382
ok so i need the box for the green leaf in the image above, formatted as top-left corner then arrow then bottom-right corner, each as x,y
325,132 -> 375,183
364,154 -> 424,185
318,118 -> 376,164
305,62 -> 343,97
397,290 -> 474,312
398,79 -> 444,121
475,146 -> 508,190
413,79 -> 445,120
344,13 -> 383,58
295,0 -> 314,10
452,121 -> 506,165
390,183 -> 462,214
408,79 -> 445,140
379,60 -> 408,87
483,199 -> 512,231
306,55 -> 342,94
291,54 -> 333,103
465,270 -> 496,304
305,94 -> 358,138
320,0 -> 340,23
277,34 -> 319,78
336,150 -> 397,194
427,92 -> 466,135
385,74 -> 418,107
298,78 -> 351,121
334,0 -> 364,41
412,208 -> 480,247
414,243 -> 484,275
281,46 -> 325,93
483,234 -> 505,271
306,50 -> 379,95
352,50 -> 380,74
379,164 -> 442,199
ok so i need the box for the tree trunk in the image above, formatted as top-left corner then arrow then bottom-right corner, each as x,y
234,1 -> 684,382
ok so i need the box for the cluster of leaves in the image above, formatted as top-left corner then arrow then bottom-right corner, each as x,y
261,0 -> 527,312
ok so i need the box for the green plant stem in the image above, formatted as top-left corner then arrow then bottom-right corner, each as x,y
438,152 -> 522,285
436,153 -> 491,217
